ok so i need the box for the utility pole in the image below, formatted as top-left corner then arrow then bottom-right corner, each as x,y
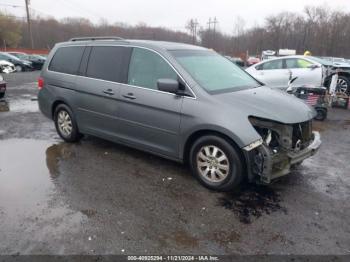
192,19 -> 198,44
212,17 -> 218,49
207,18 -> 212,47
25,0 -> 34,49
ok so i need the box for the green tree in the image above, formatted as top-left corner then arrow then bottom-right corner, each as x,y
0,12 -> 22,48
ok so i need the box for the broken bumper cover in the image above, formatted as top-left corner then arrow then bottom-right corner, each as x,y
287,131 -> 321,165
252,131 -> 321,184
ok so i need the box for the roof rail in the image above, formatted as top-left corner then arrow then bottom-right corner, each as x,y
69,36 -> 124,42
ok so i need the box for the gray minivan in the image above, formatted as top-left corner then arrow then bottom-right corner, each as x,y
38,37 -> 321,191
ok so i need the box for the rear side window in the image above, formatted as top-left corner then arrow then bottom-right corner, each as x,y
49,46 -> 85,75
261,59 -> 283,70
86,46 -> 129,83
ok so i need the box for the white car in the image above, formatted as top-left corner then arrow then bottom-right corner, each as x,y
0,60 -> 15,74
246,55 -> 324,90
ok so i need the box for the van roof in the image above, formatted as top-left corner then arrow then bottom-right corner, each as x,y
59,38 -> 206,51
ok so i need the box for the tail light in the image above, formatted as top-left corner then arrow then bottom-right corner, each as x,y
38,77 -> 44,90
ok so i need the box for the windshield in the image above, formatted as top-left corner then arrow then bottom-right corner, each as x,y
0,53 -> 20,61
13,53 -> 29,60
171,50 -> 261,94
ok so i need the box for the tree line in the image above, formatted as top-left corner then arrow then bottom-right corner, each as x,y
1,5 -> 350,58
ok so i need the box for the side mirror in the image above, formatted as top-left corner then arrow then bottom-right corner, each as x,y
157,79 -> 180,94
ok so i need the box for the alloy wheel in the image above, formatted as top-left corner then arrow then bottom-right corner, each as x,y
196,145 -> 230,183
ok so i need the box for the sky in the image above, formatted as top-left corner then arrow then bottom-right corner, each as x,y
1,0 -> 350,33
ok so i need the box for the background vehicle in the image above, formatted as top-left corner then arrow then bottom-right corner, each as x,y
261,50 -> 276,60
247,56 -> 260,66
0,52 -> 33,72
0,60 -> 15,74
246,55 -> 323,90
38,37 -> 321,191
8,52 -> 46,70
225,56 -> 244,67
246,55 -> 350,94
0,74 -> 6,99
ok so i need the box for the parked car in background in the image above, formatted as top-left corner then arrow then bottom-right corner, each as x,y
246,55 -> 350,94
225,56 -> 244,67
0,74 -> 6,99
0,60 -> 16,74
8,52 -> 46,70
0,52 -> 33,72
38,37 -> 321,191
247,56 -> 260,66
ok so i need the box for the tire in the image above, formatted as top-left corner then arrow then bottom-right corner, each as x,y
54,104 -> 82,142
189,135 -> 243,191
314,108 -> 327,121
0,92 -> 4,99
337,76 -> 350,95
15,65 -> 23,72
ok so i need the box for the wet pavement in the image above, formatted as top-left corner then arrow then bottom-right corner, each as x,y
0,72 -> 349,255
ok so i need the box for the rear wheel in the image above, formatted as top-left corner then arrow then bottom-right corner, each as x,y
189,135 -> 243,191
54,104 -> 82,142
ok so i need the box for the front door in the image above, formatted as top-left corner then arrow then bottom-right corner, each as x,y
118,47 -> 183,158
284,58 -> 323,87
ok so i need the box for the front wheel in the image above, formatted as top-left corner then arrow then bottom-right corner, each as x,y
15,65 -> 23,72
54,104 -> 82,142
189,135 -> 244,191
314,108 -> 327,121
337,76 -> 350,95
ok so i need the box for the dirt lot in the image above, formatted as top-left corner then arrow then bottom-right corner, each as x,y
0,72 -> 349,255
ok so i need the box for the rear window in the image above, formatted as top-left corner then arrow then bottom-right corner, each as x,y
49,46 -> 85,75
86,46 -> 130,83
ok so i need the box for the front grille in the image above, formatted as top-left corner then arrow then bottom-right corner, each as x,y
292,121 -> 312,150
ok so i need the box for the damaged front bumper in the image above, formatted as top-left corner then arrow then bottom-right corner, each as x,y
246,131 -> 321,184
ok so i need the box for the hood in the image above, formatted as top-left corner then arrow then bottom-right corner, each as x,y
216,86 -> 315,124
333,63 -> 350,69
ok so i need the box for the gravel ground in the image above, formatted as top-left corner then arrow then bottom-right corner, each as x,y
0,72 -> 349,255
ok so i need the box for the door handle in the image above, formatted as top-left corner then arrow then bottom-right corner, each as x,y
103,89 -> 114,95
122,93 -> 136,100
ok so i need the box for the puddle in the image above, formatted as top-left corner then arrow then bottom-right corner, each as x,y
0,98 -> 38,113
0,139 -> 73,217
218,185 -> 287,224
8,98 -> 39,113
46,143 -> 75,178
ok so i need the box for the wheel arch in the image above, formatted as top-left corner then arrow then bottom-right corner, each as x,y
182,129 -> 247,169
51,99 -> 70,119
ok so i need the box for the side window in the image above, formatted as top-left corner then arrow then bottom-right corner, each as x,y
255,64 -> 262,70
49,46 -> 85,75
261,60 -> 283,70
286,58 -> 313,69
86,46 -> 130,82
127,48 -> 178,90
